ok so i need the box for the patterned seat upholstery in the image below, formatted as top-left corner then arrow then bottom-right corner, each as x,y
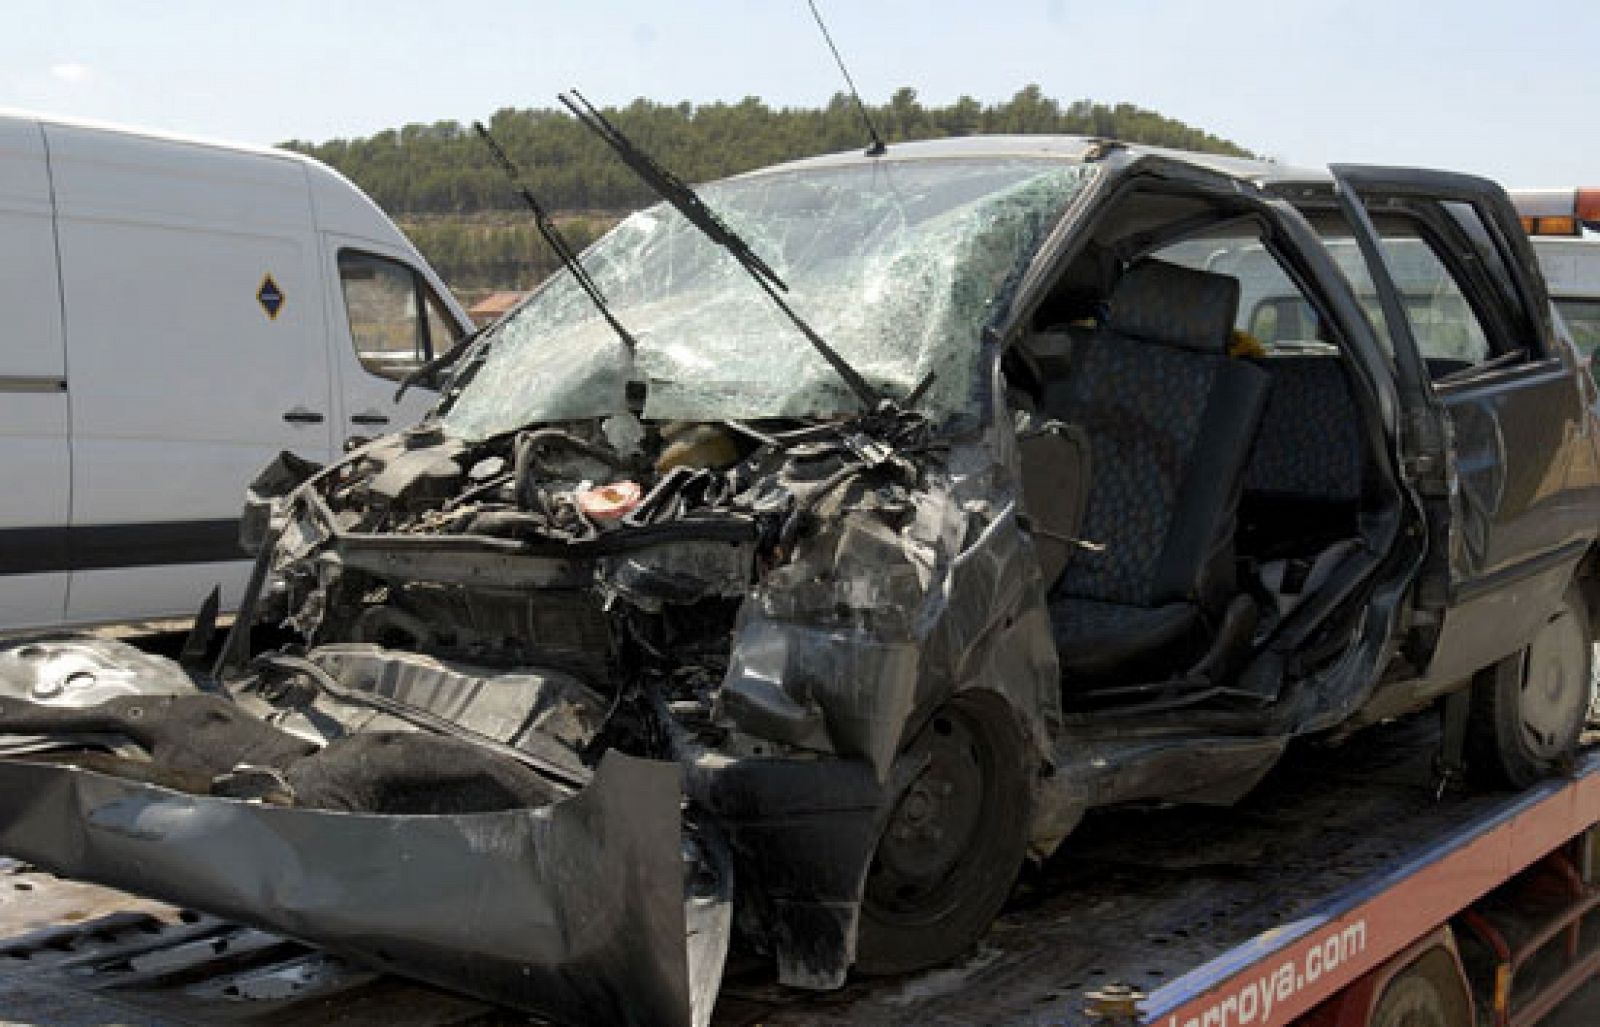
1240,356 -> 1365,558
1245,357 -> 1363,503
1042,260 -> 1269,684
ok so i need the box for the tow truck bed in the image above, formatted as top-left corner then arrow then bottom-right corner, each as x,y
1,716 -> 1596,1025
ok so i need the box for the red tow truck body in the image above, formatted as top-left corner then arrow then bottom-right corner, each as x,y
3,716 -> 1597,1025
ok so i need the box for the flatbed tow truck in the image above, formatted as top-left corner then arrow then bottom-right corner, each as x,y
3,712 -> 1598,1026
3,146 -> 1600,1027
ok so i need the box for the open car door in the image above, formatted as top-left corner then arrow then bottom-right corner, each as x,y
1330,165 -> 1594,685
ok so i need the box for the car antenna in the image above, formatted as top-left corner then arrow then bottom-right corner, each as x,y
805,0 -> 886,157
471,121 -> 639,353
559,89 -> 885,411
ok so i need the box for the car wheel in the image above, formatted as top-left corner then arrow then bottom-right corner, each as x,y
1466,584 -> 1591,790
854,690 -> 1031,976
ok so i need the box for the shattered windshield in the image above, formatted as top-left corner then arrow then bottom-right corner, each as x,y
441,159 -> 1095,439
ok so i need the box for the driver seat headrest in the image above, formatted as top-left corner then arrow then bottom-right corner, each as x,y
1105,259 -> 1240,354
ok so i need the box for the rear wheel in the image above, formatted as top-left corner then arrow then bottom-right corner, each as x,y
854,690 -> 1031,975
1466,584 -> 1591,790
1368,948 -> 1472,1027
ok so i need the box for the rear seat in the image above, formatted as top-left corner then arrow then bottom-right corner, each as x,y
1240,355 -> 1365,558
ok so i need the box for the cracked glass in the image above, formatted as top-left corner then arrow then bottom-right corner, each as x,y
441,159 -> 1095,439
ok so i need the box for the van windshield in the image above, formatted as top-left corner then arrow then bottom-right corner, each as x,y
440,159 -> 1094,439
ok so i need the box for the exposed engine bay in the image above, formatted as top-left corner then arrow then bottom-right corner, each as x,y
259,405 -> 971,783
0,398 -> 1065,1026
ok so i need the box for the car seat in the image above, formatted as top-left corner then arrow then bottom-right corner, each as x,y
1041,260 -> 1269,688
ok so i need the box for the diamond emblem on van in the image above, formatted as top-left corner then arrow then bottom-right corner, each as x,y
256,274 -> 284,320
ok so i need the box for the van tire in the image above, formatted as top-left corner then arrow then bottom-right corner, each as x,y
1466,584 -> 1591,790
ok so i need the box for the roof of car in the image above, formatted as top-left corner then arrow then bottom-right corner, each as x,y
742,134 -> 1330,187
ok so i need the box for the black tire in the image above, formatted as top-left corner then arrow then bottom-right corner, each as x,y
854,690 -> 1032,976
1465,584 -> 1591,790
1369,948 -> 1472,1027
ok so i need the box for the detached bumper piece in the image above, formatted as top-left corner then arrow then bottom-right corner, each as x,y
0,752 -> 730,1027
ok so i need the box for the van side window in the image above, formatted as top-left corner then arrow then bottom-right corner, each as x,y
424,294 -> 458,361
337,250 -> 461,381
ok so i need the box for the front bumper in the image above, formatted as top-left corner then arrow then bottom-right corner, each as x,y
0,751 -> 728,1027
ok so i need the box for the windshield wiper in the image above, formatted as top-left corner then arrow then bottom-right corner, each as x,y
393,322 -> 487,401
473,121 -> 640,355
558,89 -> 885,412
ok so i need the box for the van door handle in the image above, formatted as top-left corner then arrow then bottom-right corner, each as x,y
350,411 -> 390,426
282,407 -> 325,424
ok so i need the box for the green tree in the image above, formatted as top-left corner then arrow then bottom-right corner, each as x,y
291,88 -> 1253,293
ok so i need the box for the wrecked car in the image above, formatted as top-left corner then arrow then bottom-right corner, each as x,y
2,134 -> 1599,1026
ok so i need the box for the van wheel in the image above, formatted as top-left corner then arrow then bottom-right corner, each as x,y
855,691 -> 1030,976
1466,585 -> 1591,790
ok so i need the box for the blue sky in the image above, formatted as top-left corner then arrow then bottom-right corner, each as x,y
3,0 -> 1596,185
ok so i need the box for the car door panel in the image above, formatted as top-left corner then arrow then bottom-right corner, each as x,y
1438,361 -> 1588,577
1331,166 -> 1597,684
1429,361 -> 1589,683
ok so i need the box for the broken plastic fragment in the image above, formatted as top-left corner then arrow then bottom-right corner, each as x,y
601,411 -> 646,458
579,480 -> 644,520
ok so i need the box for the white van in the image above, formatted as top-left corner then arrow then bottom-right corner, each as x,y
0,112 -> 470,631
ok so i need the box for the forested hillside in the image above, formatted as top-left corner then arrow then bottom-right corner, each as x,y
286,86 -> 1252,295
